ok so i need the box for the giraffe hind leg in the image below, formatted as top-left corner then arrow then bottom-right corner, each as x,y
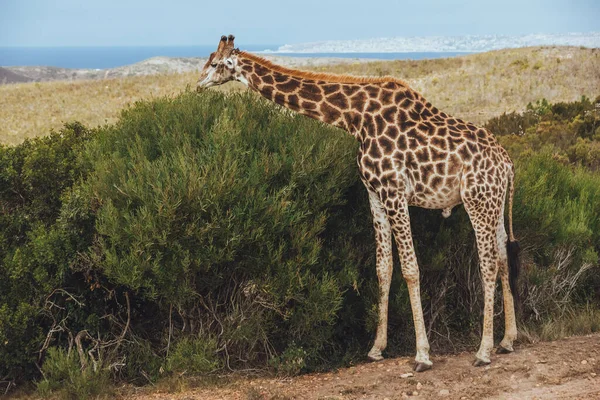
472,219 -> 500,366
461,179 -> 503,366
497,215 -> 518,354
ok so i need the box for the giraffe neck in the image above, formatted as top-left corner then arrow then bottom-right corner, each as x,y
236,52 -> 415,140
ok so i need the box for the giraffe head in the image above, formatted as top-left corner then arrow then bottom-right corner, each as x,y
197,34 -> 241,90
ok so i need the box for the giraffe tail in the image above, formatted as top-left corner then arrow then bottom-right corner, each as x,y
506,169 -> 520,305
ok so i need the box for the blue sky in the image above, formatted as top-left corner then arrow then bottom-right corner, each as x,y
1,0 -> 598,47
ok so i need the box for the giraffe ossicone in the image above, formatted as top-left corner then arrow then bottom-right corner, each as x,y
197,34 -> 521,371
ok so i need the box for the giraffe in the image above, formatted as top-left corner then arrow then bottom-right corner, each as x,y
197,35 -> 521,372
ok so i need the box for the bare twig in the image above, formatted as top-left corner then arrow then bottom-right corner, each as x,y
75,330 -> 91,370
140,370 -> 156,386
112,291 -> 131,354
1,380 -> 15,396
167,303 -> 173,357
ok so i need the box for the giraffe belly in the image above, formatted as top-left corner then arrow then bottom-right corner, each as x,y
357,152 -> 463,211
406,172 -> 463,210
407,187 -> 462,209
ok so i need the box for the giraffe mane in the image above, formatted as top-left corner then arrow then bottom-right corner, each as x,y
239,51 -> 412,87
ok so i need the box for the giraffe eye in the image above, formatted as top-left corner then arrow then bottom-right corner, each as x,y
210,62 -> 217,68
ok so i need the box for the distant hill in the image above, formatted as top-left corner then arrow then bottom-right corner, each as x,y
1,56 -> 372,84
0,67 -> 32,84
1,57 -> 207,83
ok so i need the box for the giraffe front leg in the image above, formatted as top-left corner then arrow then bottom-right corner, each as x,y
366,191 -> 394,362
391,200 -> 432,372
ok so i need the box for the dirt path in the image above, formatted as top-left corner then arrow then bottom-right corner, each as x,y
123,334 -> 600,400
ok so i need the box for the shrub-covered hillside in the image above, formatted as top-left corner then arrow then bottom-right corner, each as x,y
1,91 -> 599,397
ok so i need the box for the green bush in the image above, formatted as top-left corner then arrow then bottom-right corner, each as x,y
269,342 -> 308,376
491,95 -> 600,169
0,91 -> 375,387
78,91 -> 373,368
36,347 -> 110,400
0,122 -> 94,380
165,336 -> 221,374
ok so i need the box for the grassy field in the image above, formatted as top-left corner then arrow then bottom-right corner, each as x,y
1,45 -> 598,145
319,46 -> 600,121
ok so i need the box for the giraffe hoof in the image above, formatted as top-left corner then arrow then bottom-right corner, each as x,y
367,350 -> 384,361
496,345 -> 514,354
473,357 -> 491,367
413,361 -> 433,372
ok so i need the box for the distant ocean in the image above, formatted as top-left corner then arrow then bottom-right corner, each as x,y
0,46 -> 472,69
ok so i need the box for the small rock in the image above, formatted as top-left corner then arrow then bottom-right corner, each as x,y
383,398 -> 390,400
416,382 -> 423,390
591,372 -> 597,377
581,360 -> 588,365
400,372 -> 414,378
413,391 -> 419,396
439,389 -> 450,396
378,363 -> 384,368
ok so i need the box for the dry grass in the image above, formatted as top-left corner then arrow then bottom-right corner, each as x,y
519,306 -> 600,345
1,46 -> 599,145
318,46 -> 600,123
0,72 -> 202,145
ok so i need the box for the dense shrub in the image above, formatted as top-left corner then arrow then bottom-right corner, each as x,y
1,91 -> 599,395
0,91 -> 376,390
0,122 -> 94,380
513,151 -> 600,318
488,96 -> 600,169
79,91 -> 375,368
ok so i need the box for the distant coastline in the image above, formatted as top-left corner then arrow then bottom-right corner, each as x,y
0,46 -> 471,70
265,32 -> 600,54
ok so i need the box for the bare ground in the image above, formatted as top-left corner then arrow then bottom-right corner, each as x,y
119,334 -> 600,400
